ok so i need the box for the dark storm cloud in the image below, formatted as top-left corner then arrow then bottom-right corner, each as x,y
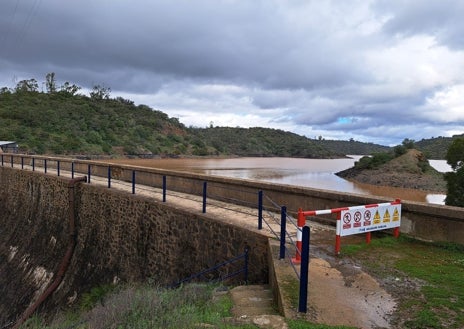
0,0 -> 370,91
0,0 -> 462,145
376,0 -> 464,49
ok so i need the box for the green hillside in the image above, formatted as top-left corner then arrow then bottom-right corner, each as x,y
190,126 -> 339,158
0,85 -> 392,158
416,135 -> 464,159
314,139 -> 390,155
0,88 -> 340,158
0,90 -> 196,155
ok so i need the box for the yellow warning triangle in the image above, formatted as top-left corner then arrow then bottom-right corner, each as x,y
383,209 -> 391,223
393,208 -> 400,221
373,210 -> 381,224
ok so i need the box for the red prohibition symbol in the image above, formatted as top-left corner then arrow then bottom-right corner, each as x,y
354,211 -> 362,222
364,210 -> 372,221
343,212 -> 351,224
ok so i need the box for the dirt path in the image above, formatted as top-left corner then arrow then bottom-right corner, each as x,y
81,172 -> 398,328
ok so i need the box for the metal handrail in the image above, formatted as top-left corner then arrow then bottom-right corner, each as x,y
170,247 -> 249,288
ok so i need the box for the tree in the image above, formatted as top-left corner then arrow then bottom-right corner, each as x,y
45,72 -> 57,93
402,138 -> 415,149
445,138 -> 464,207
15,79 -> 39,92
90,84 -> 111,100
59,82 -> 81,96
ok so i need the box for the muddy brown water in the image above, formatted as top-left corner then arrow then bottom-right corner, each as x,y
107,157 -> 448,204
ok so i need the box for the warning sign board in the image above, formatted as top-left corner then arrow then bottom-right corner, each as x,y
337,202 -> 401,237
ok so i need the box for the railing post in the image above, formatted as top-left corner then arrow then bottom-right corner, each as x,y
298,226 -> 310,313
87,164 -> 91,183
57,160 -> 60,176
244,247 -> 249,284
44,159 -> 47,173
162,175 -> 167,202
132,170 -> 136,194
279,206 -> 287,259
71,162 -> 74,179
1,154 -> 3,166
202,181 -> 207,213
11,155 -> 13,167
32,158 -> 35,171
107,166 -> 111,188
258,190 -> 263,230
21,157 -> 24,169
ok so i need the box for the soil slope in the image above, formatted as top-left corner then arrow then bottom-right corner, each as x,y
336,149 -> 447,193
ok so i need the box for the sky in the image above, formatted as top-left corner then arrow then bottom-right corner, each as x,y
1,0 -> 463,146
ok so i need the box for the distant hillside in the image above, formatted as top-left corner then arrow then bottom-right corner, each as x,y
0,90 -> 196,155
314,139 -> 390,155
416,134 -> 464,159
336,149 -> 446,192
190,126 -> 340,158
0,89 -> 342,158
0,86 -> 411,158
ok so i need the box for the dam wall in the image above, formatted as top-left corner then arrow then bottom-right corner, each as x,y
0,166 -> 269,325
3,153 -> 464,245
1,154 -> 464,325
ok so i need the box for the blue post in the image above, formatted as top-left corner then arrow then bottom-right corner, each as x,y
258,190 -> 263,230
71,162 -> 74,179
132,170 -> 136,194
298,226 -> 310,313
244,247 -> 249,284
162,175 -> 167,202
11,156 -> 13,167
57,161 -> 60,176
87,164 -> 91,183
280,206 -> 287,259
44,159 -> 47,173
32,158 -> 35,171
107,166 -> 111,188
202,181 -> 207,213
21,157 -> 24,169
1,155 -> 3,166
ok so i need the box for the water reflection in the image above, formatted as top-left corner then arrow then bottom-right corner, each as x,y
111,157 -> 449,205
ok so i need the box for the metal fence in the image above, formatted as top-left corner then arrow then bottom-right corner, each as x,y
1,153 -> 310,312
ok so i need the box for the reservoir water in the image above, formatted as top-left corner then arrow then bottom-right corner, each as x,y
112,157 -> 450,205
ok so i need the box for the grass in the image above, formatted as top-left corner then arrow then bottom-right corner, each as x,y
342,235 -> 464,329
19,281 -> 361,329
20,283 -> 254,329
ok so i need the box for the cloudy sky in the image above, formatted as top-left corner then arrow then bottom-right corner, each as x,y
1,0 -> 463,146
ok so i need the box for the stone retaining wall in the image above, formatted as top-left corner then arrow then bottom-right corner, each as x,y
0,167 -> 269,325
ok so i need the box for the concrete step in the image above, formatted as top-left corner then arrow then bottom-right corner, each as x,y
227,285 -> 288,329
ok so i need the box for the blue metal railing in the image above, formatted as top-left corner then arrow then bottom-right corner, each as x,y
1,153 -> 310,312
171,247 -> 249,288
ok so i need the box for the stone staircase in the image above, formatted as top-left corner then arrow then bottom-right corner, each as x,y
226,285 -> 288,329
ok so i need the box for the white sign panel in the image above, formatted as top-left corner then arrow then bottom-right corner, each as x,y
337,203 -> 401,237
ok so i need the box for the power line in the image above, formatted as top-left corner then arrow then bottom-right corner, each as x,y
0,0 -> 21,54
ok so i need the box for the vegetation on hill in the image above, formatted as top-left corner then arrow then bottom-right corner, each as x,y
2,75 -> 454,160
415,134 -> 464,159
313,138 -> 390,155
0,76 -> 383,159
0,88 -> 194,156
336,148 -> 446,192
190,126 -> 340,158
